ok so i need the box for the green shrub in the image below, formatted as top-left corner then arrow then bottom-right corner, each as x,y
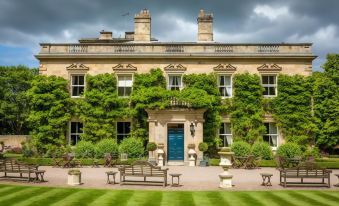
276,143 -> 302,159
198,142 -> 208,152
231,141 -> 251,157
74,141 -> 95,158
95,138 -> 119,158
119,138 -> 145,158
146,142 -> 157,152
251,142 -> 273,160
303,147 -> 320,158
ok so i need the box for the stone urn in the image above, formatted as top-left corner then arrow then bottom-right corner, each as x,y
157,143 -> 165,166
188,148 -> 196,166
67,169 -> 82,186
218,147 -> 234,188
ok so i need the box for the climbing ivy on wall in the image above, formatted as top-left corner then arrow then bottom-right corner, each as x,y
230,73 -> 265,144
272,74 -> 317,145
78,73 -> 130,142
27,75 -> 72,154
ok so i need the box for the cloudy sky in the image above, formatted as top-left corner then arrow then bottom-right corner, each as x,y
0,0 -> 338,71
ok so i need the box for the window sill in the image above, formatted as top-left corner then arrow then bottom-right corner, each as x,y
263,95 -> 277,98
71,96 -> 84,98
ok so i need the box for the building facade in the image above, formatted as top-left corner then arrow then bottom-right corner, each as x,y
35,9 -> 316,165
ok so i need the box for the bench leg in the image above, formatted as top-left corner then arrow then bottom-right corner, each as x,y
284,176 -> 286,187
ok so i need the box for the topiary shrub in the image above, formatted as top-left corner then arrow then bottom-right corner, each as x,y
231,141 -> 251,157
119,138 -> 145,158
95,138 -> 119,158
276,143 -> 302,159
146,142 -> 157,152
74,141 -> 95,158
198,142 -> 208,152
251,142 -> 273,160
303,146 -> 320,158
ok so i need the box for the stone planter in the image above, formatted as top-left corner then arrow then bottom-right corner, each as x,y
67,170 -> 81,186
218,147 -> 234,188
188,148 -> 196,166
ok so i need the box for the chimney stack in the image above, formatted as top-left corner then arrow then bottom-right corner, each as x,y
134,9 -> 151,42
197,10 -> 213,42
99,30 -> 112,40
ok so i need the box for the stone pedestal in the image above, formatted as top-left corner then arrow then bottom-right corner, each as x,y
68,174 -> 81,186
218,147 -> 234,188
157,148 -> 165,166
188,148 -> 196,167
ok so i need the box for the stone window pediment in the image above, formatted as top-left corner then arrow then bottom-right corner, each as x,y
164,64 -> 187,73
66,63 -> 89,71
213,64 -> 236,72
257,64 -> 282,72
112,64 -> 137,72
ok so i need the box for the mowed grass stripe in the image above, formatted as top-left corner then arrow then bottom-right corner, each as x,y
14,188 -> 74,206
313,191 -> 339,203
0,185 -> 21,195
236,192 -> 266,206
0,187 -> 50,206
205,191 -> 230,206
141,191 -> 162,206
49,189 -> 104,206
0,187 -> 40,204
96,190 -> 135,206
124,190 -> 162,206
287,191 -> 331,206
160,191 -> 194,206
28,188 -> 79,206
260,191 -> 298,206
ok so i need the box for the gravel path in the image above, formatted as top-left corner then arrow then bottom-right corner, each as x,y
1,166 -> 338,191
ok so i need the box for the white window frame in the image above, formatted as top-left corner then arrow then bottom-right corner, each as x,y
116,121 -> 131,142
261,75 -> 277,97
117,74 -> 133,97
69,121 -> 83,145
219,122 -> 233,147
218,74 -> 232,98
263,122 -> 279,150
71,74 -> 85,98
167,74 -> 183,91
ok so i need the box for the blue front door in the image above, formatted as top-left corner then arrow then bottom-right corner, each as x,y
168,128 -> 184,161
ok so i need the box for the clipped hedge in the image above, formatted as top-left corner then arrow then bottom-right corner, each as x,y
74,141 -> 95,158
95,138 -> 119,158
231,141 -> 251,157
119,138 -> 145,158
251,142 -> 273,160
276,143 -> 302,159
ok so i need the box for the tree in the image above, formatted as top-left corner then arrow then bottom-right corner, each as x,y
323,54 -> 339,85
0,66 -> 37,135
27,75 -> 72,153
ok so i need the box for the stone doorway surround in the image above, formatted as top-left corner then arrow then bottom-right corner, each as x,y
146,108 -> 206,165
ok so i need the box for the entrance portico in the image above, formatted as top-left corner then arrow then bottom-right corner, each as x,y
146,109 -> 206,165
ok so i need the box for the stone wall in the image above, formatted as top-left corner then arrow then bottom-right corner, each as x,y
0,135 -> 29,148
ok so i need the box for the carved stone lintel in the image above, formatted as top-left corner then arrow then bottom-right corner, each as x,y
66,63 -> 89,71
112,64 -> 137,72
164,64 -> 187,72
213,64 -> 236,72
257,64 -> 282,72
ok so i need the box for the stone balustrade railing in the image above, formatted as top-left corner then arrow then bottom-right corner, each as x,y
39,43 -> 312,55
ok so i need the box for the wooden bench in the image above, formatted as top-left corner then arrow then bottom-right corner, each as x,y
0,159 -> 38,182
279,164 -> 332,188
118,160 -> 168,187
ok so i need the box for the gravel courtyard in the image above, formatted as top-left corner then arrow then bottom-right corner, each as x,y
1,166 -> 338,191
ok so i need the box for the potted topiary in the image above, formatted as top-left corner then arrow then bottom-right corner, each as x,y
67,169 -> 82,186
198,142 -> 209,167
147,142 -> 157,165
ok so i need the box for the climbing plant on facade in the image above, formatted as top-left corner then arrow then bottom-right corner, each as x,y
78,73 -> 130,142
230,73 -> 265,144
27,75 -> 72,154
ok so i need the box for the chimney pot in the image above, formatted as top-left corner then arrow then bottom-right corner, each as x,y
197,10 -> 213,42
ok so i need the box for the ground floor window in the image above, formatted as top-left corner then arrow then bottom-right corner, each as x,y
70,122 -> 83,145
263,122 -> 278,147
219,123 -> 232,147
117,122 -> 131,143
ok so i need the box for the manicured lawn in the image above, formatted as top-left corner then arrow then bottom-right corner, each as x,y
0,184 -> 338,206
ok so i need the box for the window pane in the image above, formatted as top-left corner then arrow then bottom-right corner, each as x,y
71,122 -> 77,133
78,76 -> 84,85
219,87 -> 226,97
269,123 -> 277,134
77,122 -> 83,133
263,87 -> 269,95
125,87 -> 132,96
70,135 -> 77,145
269,87 -> 275,95
269,76 -> 275,84
225,123 -> 232,134
263,135 -> 270,144
226,87 -> 232,97
78,87 -> 84,96
219,123 -> 225,134
226,135 -> 233,146
118,87 -> 125,96
219,76 -> 225,86
117,122 -> 124,133
264,123 -> 269,134
72,76 -> 78,85
225,76 -> 231,86
262,76 -> 268,84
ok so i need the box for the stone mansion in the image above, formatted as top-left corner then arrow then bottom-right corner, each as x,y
35,9 -> 315,164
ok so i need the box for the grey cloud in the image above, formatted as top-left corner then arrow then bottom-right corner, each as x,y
0,0 -> 338,70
